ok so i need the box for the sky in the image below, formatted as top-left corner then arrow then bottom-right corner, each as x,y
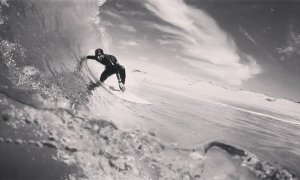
97,0 -> 300,101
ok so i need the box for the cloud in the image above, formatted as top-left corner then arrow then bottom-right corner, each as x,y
120,24 -> 137,32
276,26 -> 300,60
121,40 -> 139,47
148,24 -> 182,40
104,10 -> 123,20
115,2 -> 124,9
145,0 -> 261,85
287,28 -> 300,55
277,46 -> 294,54
156,39 -> 172,45
183,55 -> 261,85
97,0 -> 106,6
239,27 -> 259,46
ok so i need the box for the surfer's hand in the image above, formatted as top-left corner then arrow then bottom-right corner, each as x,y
78,56 -> 86,66
79,56 -> 87,61
76,56 -> 85,71
119,82 -> 126,92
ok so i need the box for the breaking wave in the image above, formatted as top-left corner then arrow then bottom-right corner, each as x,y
0,0 -> 298,180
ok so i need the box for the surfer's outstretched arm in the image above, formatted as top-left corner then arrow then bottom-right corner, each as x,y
86,55 -> 97,60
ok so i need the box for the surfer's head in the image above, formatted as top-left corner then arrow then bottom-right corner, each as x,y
95,48 -> 104,60
95,48 -> 104,56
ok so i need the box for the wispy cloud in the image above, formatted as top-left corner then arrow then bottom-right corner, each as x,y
276,25 -> 300,61
104,10 -> 123,20
183,55 -> 261,85
115,2 -> 124,9
120,24 -> 137,32
121,40 -> 139,47
97,0 -> 106,6
145,0 -> 261,85
239,27 -> 259,46
156,39 -> 172,45
277,46 -> 294,61
286,27 -> 300,55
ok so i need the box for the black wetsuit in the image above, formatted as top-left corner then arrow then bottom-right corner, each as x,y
87,54 -> 126,84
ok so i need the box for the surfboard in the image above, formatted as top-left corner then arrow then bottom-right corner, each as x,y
100,82 -> 151,104
84,55 -> 151,105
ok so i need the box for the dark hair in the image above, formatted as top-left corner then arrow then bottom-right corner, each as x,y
95,48 -> 104,55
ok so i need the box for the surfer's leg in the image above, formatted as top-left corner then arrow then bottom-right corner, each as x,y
100,68 -> 115,82
118,65 -> 126,84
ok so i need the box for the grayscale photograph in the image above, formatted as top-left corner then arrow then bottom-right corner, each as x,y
0,0 -> 299,179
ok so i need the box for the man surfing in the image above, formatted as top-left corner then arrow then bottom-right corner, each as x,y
86,48 -> 126,92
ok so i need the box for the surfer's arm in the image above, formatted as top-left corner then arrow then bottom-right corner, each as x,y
116,72 -> 122,83
87,55 -> 97,60
116,72 -> 125,92
112,57 -> 121,81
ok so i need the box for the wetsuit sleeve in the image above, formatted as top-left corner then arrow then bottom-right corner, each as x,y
111,56 -> 122,83
116,73 -> 122,83
87,55 -> 97,60
110,55 -> 119,65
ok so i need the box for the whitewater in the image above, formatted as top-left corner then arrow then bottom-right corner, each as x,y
0,0 -> 299,180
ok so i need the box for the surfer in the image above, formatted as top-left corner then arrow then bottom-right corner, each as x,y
86,48 -> 126,92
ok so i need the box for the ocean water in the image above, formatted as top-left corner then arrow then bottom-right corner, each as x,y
0,0 -> 299,180
135,86 -> 300,173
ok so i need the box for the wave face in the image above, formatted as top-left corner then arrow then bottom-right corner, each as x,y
0,1 -> 299,180
1,0 -> 102,95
